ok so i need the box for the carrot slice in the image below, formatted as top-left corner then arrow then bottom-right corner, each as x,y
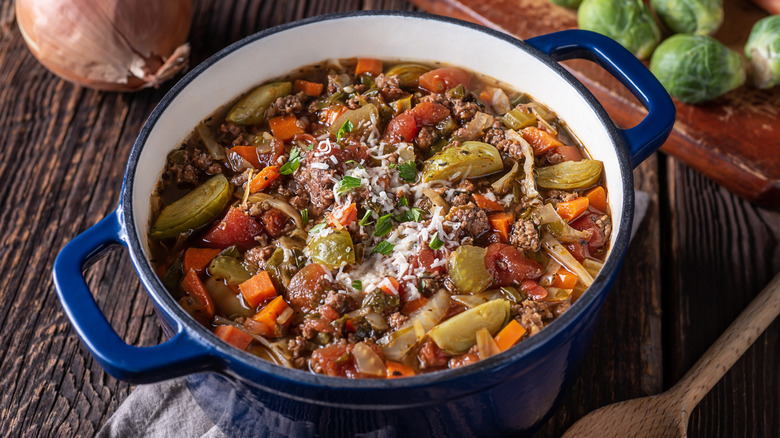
551,267 -> 578,289
214,325 -> 253,350
355,58 -> 383,76
327,203 -> 358,228
181,268 -> 215,318
183,247 -> 221,274
250,296 -> 291,337
494,319 -> 527,352
323,105 -> 348,126
230,145 -> 262,168
269,115 -> 305,142
488,212 -> 514,243
586,186 -> 608,212
247,165 -> 281,194
386,361 -> 416,378
401,296 -> 429,315
556,197 -> 589,221
522,126 -> 563,155
473,194 -> 503,212
379,277 -> 400,295
239,271 -> 278,308
293,79 -> 324,97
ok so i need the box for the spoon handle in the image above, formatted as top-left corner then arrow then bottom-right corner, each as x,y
670,272 -> 780,411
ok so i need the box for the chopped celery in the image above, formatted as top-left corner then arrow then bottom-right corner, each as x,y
501,109 -> 537,130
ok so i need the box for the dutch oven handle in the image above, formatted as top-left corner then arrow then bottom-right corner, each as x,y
53,210 -> 219,384
526,29 -> 676,168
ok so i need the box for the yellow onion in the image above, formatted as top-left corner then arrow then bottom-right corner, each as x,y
16,0 -> 192,91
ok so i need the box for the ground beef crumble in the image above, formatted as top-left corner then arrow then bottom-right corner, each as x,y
510,219 -> 540,252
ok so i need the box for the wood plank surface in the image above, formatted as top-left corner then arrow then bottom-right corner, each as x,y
0,0 -> 776,437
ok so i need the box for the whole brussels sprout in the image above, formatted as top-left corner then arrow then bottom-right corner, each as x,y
578,0 -> 662,59
650,34 -> 745,104
549,0 -> 582,9
651,0 -> 723,36
745,15 -> 780,89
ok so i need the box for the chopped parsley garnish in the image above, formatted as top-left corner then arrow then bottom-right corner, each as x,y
358,210 -> 373,226
374,214 -> 394,237
351,280 -> 363,291
336,120 -> 353,142
429,232 -> 445,250
279,147 -> 301,175
335,175 -> 362,195
398,196 -> 409,207
309,220 -> 327,234
300,208 -> 309,225
397,207 -> 425,223
398,161 -> 416,183
389,163 -> 397,169
372,241 -> 395,255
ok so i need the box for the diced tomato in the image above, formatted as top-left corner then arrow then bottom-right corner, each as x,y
407,102 -> 450,126
418,67 -> 471,93
260,208 -> 287,237
564,241 -> 587,262
311,343 -> 356,378
201,207 -> 264,251
570,213 -> 608,253
409,248 -> 446,276
520,280 -> 548,301
484,243 -> 543,287
551,145 -> 583,162
383,112 -> 418,144
286,263 -> 329,312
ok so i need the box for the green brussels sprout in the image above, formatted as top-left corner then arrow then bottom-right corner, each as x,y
421,141 -> 503,183
650,0 -> 723,36
150,174 -> 232,239
650,34 -> 745,104
578,0 -> 662,60
549,0 -> 582,9
745,15 -> 780,90
308,229 -> 356,269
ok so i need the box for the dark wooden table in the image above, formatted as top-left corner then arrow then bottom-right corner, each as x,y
0,1 -> 777,436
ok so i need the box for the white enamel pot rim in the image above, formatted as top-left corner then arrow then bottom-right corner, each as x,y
120,11 -> 642,390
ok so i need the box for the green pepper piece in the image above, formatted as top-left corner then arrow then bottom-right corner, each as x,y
226,81 -> 292,126
150,174 -> 232,239
421,141 -> 503,183
308,229 -> 356,269
264,247 -> 301,290
501,108 -> 537,130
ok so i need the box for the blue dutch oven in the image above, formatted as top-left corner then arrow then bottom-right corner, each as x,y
53,11 -> 674,438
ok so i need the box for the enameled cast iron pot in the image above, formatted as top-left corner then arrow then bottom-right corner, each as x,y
53,11 -> 674,437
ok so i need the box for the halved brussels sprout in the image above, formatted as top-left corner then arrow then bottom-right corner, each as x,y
650,34 -> 744,104
448,245 -> 492,294
536,160 -> 603,190
422,141 -> 503,182
308,229 -> 356,269
745,16 -> 780,90
208,255 -> 252,285
578,0 -> 661,60
651,0 -> 722,36
226,81 -> 292,126
427,299 -> 511,354
150,174 -> 232,239
327,104 -> 379,135
385,63 -> 431,88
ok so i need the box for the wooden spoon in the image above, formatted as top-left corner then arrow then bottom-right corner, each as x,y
563,272 -> 780,438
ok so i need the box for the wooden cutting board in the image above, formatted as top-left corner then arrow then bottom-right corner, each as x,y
410,0 -> 780,207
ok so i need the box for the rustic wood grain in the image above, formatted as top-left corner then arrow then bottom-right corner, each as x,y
0,0 -> 777,437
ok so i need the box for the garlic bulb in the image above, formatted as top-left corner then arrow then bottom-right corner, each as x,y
16,0 -> 193,91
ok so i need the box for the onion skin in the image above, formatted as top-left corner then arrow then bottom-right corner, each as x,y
16,0 -> 192,91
